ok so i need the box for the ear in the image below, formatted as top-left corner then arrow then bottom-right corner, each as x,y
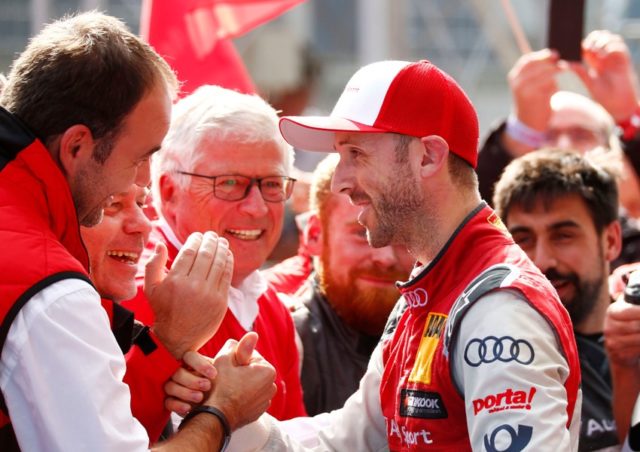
603,220 -> 622,263
57,125 -> 94,176
418,135 -> 449,178
158,173 -> 178,218
304,212 -> 323,257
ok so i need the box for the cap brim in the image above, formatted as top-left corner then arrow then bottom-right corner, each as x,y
279,116 -> 385,152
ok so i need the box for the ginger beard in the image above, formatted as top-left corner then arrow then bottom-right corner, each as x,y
317,222 -> 406,336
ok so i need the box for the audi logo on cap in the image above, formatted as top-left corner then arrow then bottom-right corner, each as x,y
403,288 -> 428,309
464,335 -> 535,367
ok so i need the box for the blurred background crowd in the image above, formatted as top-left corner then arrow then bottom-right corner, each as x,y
5,0 -> 638,263
3,0 -> 640,141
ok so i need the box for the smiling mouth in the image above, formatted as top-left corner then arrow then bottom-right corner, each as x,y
226,229 -> 263,241
106,250 -> 140,264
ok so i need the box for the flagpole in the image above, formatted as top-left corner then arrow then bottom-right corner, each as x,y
500,0 -> 532,54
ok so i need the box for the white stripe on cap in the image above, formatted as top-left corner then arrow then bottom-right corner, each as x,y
331,60 -> 411,126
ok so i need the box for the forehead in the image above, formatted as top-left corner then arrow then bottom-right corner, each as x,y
506,194 -> 595,230
334,131 -> 398,150
549,104 -> 608,132
117,83 -> 172,157
193,138 -> 287,174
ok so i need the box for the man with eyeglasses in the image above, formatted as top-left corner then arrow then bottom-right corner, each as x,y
476,30 -> 640,224
122,84 -> 307,421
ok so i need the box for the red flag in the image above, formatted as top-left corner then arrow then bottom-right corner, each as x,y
141,0 -> 306,96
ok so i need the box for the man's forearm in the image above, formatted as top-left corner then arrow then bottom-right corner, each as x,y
153,413 -> 226,451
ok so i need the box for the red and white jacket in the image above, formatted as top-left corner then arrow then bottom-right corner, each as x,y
226,204 -> 582,452
381,203 -> 580,450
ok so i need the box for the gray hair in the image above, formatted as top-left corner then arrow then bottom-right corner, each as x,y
152,85 -> 294,212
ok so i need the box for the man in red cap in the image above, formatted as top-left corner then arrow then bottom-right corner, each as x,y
227,59 -> 582,450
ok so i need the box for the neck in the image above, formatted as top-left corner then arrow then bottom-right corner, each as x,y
232,272 -> 251,288
410,189 -> 482,264
574,293 -> 609,335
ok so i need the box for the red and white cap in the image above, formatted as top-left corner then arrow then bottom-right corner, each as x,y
279,59 -> 480,167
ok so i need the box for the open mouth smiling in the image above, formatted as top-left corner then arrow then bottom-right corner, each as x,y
226,229 -> 264,241
106,250 -> 140,264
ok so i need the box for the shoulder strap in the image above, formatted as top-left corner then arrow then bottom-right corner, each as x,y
0,272 -> 93,416
443,264 -> 520,358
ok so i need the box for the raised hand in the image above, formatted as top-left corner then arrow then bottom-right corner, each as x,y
165,333 -> 276,431
144,231 -> 234,359
205,333 -> 276,431
604,297 -> 640,367
508,48 -> 565,132
573,30 -> 640,122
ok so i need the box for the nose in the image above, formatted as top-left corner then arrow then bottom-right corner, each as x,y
557,134 -> 573,151
123,205 -> 152,238
331,156 -> 353,196
530,239 -> 558,273
237,184 -> 269,217
135,159 -> 152,187
370,245 -> 398,269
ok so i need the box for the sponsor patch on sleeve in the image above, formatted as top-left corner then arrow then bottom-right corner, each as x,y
483,423 -> 533,452
472,387 -> 536,416
400,389 -> 448,419
463,335 -> 535,368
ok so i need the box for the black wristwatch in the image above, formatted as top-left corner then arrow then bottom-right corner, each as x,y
179,405 -> 231,451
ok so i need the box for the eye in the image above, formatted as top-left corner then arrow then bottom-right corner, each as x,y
135,156 -> 150,168
216,177 -> 239,188
103,202 -> 122,215
263,178 -> 284,189
511,233 -> 533,249
551,231 -> 575,243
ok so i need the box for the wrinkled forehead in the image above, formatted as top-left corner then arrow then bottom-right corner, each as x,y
191,137 -> 289,174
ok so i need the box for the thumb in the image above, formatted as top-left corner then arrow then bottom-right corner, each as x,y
144,242 -> 168,297
234,332 -> 259,366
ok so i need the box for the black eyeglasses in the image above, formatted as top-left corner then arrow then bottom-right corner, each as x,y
177,171 -> 297,202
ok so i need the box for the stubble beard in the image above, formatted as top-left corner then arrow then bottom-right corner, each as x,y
366,165 -> 424,249
564,273 -> 605,327
73,161 -> 108,228
546,253 -> 607,327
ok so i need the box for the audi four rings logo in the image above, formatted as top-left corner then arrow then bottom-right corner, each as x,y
404,288 -> 428,308
464,336 -> 535,367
